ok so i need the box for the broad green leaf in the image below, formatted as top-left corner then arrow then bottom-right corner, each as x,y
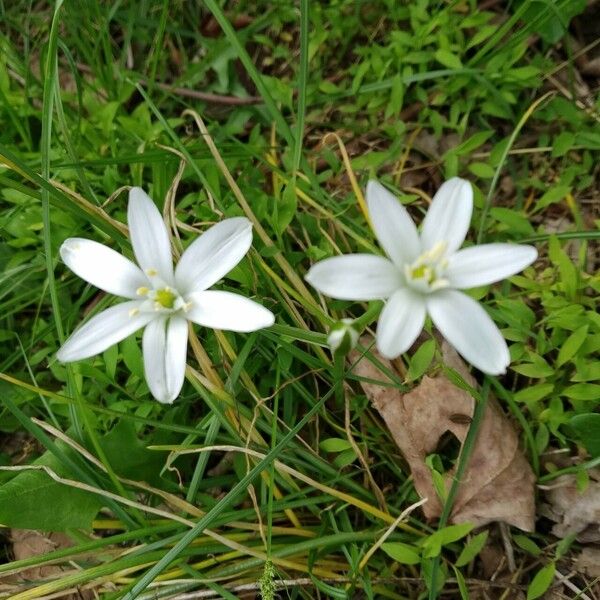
100,421 -> 166,486
513,534 -> 542,557
407,339 -> 436,381
563,383 -> 600,401
556,325 -> 588,367
435,49 -> 462,69
381,542 -> 421,565
423,523 -> 474,558
0,451 -> 102,531
333,448 -> 358,468
452,131 -> 493,156
527,562 -> 555,600
535,185 -> 570,212
468,161 -> 495,179
320,438 -> 353,453
570,414 -> 600,457
511,362 -> 554,378
514,383 -> 554,403
455,530 -> 488,567
552,132 -> 575,157
521,0 -> 586,43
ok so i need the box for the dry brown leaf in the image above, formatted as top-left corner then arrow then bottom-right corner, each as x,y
3,530 -> 93,599
351,337 -> 535,530
543,472 -> 600,541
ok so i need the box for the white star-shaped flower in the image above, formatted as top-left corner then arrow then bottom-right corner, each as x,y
305,178 -> 537,374
57,187 -> 274,403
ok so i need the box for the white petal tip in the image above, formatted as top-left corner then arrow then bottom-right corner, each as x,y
523,245 -> 538,264
155,394 -> 177,405
376,346 -> 400,360
55,349 -> 68,363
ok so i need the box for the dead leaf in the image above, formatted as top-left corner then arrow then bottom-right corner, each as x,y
350,337 -> 535,530
543,473 -> 600,541
576,547 -> 600,578
2,530 -> 94,598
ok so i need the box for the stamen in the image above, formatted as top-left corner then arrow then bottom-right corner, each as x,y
136,286 -> 149,296
405,241 -> 450,293
129,308 -> 140,317
146,268 -> 158,277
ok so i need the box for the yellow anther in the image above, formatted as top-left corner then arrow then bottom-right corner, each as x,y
146,268 -> 158,277
129,308 -> 140,317
136,286 -> 149,296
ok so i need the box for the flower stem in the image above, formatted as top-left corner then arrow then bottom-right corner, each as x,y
427,377 -> 490,599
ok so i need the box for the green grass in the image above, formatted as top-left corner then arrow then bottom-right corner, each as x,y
0,1 -> 599,599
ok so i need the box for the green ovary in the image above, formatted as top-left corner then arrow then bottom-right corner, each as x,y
410,264 -> 434,283
155,288 -> 176,309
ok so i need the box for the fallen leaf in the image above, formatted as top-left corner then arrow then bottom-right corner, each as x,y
5,530 -> 94,599
576,547 -> 600,577
350,337 -> 535,530
543,472 -> 600,541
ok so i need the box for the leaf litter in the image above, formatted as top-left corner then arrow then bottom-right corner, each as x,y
350,336 -> 535,530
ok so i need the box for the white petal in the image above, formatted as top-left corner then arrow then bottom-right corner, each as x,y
366,180 -> 421,267
175,217 -> 252,295
57,301 -> 153,362
446,243 -> 538,289
426,290 -> 510,375
305,254 -> 402,301
186,291 -> 274,332
128,187 -> 174,284
60,238 -> 148,299
142,316 -> 189,404
421,178 -> 473,253
376,288 -> 426,358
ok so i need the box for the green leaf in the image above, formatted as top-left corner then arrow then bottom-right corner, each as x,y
527,562 -> 555,600
453,131 -> 493,156
0,451 -> 102,531
556,325 -> 588,366
452,565 -> 470,600
275,184 -> 297,234
320,438 -> 353,453
552,132 -> 575,157
100,421 -> 165,486
570,414 -> 600,457
468,162 -> 495,179
535,185 -> 570,212
407,339 -> 436,381
514,383 -> 554,403
455,530 -> 489,567
423,523 -> 474,558
511,362 -> 554,378
513,534 -> 542,557
121,335 -> 144,380
381,542 -> 421,565
435,49 -> 463,69
333,448 -> 358,468
563,383 -> 600,401
522,0 -> 586,44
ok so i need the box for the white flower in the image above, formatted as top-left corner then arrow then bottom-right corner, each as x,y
305,178 -> 537,375
57,187 -> 275,403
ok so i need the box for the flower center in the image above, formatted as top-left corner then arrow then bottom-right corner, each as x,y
404,241 -> 450,294
136,284 -> 191,314
155,288 -> 176,309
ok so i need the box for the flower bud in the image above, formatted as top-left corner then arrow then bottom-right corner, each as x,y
327,318 -> 359,355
